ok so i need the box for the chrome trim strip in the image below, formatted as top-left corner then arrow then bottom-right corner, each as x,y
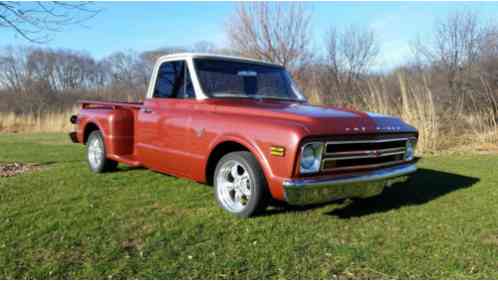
325,137 -> 413,145
323,150 -> 405,161
325,146 -> 406,157
283,163 -> 417,205
321,159 -> 406,172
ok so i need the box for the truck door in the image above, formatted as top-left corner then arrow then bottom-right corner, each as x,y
136,60 -> 196,176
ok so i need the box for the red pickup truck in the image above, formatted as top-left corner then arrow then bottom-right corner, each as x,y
70,53 -> 418,217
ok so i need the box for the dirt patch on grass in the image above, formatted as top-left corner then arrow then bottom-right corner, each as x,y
482,233 -> 498,246
0,162 -> 42,177
475,143 -> 498,154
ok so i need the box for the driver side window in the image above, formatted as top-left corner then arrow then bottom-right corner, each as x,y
153,61 -> 195,99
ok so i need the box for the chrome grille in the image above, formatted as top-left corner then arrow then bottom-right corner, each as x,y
321,138 -> 412,172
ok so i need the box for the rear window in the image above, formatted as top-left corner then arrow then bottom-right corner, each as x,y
153,60 -> 194,99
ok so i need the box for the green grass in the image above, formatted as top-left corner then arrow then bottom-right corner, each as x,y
0,133 -> 497,279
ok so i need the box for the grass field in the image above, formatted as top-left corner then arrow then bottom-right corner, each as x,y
0,133 -> 497,279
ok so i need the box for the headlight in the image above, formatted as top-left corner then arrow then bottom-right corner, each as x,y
300,142 -> 323,174
405,139 -> 417,161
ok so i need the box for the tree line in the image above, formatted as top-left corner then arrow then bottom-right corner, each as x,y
1,3 -> 497,121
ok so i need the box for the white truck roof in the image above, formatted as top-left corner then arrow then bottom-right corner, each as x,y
147,52 -> 287,100
157,52 -> 283,67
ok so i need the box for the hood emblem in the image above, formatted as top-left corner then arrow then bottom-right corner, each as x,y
345,126 -> 402,132
345,127 -> 366,132
376,126 -> 402,131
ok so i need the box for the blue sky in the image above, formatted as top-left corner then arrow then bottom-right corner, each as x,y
2,2 -> 498,69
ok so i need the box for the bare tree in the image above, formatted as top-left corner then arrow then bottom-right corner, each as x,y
478,24 -> 498,88
0,2 -> 99,43
413,11 -> 484,94
191,41 -> 217,53
0,47 -> 35,94
226,2 -> 312,72
103,51 -> 139,89
0,46 -> 29,94
324,25 -> 380,99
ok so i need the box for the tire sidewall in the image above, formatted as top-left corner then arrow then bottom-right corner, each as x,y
214,152 -> 268,218
87,131 -> 106,173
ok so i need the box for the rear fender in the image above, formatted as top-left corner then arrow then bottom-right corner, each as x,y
80,108 -> 135,156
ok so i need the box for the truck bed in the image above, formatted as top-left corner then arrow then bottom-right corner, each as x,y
75,100 -> 144,167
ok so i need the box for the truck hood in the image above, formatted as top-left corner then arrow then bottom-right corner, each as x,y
210,99 -> 417,135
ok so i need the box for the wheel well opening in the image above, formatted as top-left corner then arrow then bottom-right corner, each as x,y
205,141 -> 250,186
83,123 -> 99,144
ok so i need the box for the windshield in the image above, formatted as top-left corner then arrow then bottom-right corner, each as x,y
193,58 -> 306,101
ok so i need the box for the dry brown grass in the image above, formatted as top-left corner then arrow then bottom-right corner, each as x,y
1,80 -> 497,155
354,74 -> 439,153
0,107 -> 78,133
308,73 -> 497,154
398,74 -> 439,152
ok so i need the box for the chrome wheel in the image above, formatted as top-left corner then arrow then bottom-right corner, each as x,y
216,160 -> 252,213
88,136 -> 104,169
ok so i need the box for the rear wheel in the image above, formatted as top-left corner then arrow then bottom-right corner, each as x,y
214,151 -> 269,218
87,130 -> 118,173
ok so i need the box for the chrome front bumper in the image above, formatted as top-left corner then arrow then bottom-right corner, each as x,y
283,163 -> 417,205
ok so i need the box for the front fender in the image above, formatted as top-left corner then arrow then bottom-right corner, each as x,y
208,133 -> 273,178
208,133 -> 294,201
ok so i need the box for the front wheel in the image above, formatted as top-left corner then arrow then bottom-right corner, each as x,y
87,130 -> 118,173
214,151 -> 269,218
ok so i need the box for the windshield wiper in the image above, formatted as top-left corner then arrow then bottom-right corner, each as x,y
251,95 -> 304,102
211,93 -> 303,102
211,93 -> 255,99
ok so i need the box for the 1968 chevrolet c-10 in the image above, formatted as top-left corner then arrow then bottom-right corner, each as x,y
69,53 -> 418,217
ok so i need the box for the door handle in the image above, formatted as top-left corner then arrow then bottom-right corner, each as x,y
142,108 -> 152,114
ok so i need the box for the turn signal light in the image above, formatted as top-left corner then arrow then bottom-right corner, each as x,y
270,146 -> 285,157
